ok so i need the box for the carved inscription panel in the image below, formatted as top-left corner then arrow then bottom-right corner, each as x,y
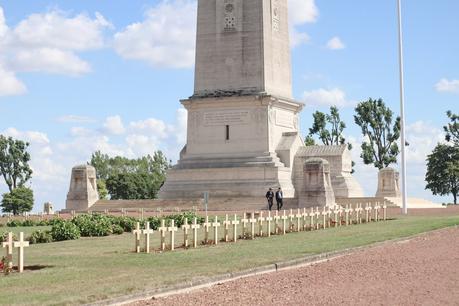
204,110 -> 250,126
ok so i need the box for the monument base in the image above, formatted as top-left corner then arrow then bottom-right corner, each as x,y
159,152 -> 295,199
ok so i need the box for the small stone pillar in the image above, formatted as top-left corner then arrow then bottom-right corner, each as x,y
66,165 -> 99,211
375,167 -> 401,198
299,158 -> 335,208
43,202 -> 54,215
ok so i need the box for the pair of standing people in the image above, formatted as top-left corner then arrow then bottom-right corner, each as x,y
265,187 -> 283,211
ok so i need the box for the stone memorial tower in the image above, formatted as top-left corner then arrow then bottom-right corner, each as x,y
66,165 -> 99,211
160,0 -> 304,199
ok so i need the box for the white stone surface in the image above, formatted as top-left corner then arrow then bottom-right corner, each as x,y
375,167 -> 401,198
65,165 -> 99,211
293,145 -> 364,198
194,0 -> 292,99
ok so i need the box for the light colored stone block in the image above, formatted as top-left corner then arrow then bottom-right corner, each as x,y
376,167 -> 401,198
298,158 -> 336,208
66,165 -> 99,211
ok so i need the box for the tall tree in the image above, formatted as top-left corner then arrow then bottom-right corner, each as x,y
354,98 -> 401,169
1,187 -> 34,215
0,135 -> 33,192
444,110 -> 459,145
425,144 -> 459,204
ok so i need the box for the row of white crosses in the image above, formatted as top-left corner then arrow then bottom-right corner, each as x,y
1,232 -> 30,273
131,202 -> 387,253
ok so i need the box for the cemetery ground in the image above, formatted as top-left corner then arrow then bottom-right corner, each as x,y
0,210 -> 458,305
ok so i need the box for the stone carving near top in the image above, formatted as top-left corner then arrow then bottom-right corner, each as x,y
43,202 -> 54,215
375,167 -> 401,198
65,165 -> 99,211
293,145 -> 364,198
298,158 -> 336,208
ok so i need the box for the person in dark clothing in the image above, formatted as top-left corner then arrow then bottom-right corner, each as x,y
266,188 -> 274,211
275,187 -> 283,211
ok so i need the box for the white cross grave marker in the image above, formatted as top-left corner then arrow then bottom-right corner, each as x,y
265,211 -> 273,237
168,220 -> 178,251
13,232 -> 29,273
231,214 -> 240,242
181,218 -> 191,248
321,207 -> 327,229
191,217 -> 201,248
223,214 -> 231,242
240,213 -> 249,238
295,209 -> 302,232
142,222 -> 154,253
2,232 -> 14,270
203,216 -> 211,244
273,211 -> 281,234
158,219 -> 168,251
281,210 -> 288,235
132,222 -> 142,253
249,213 -> 257,239
212,216 -> 221,245
257,212 -> 265,237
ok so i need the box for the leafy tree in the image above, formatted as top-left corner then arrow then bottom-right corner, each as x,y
444,110 -> 459,145
307,106 -> 350,147
106,173 -> 162,200
307,106 -> 354,172
1,187 -> 34,215
425,144 -> 459,204
89,151 -> 170,200
354,98 -> 401,169
304,135 -> 316,146
0,135 -> 33,192
97,180 -> 109,200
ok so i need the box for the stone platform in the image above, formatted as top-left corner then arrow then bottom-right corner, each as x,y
86,197 -> 299,212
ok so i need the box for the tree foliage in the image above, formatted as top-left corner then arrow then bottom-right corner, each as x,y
89,151 -> 170,200
444,110 -> 459,145
1,187 -> 34,215
425,144 -> 459,204
0,135 -> 33,192
307,106 -> 350,147
354,98 -> 401,169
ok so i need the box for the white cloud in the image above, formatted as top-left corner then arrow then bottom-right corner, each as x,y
3,127 -> 50,145
103,115 -> 125,135
435,78 -> 459,93
114,0 -> 197,69
57,115 -> 96,124
326,36 -> 345,50
0,65 -> 27,96
302,88 -> 354,107
12,10 -> 110,51
288,0 -> 318,48
0,6 -> 111,96
289,0 -> 319,24
11,48 -> 91,76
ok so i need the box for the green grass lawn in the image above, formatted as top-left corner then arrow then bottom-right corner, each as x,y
1,215 -> 459,305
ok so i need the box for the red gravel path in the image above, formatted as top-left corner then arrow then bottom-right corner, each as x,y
137,226 -> 459,306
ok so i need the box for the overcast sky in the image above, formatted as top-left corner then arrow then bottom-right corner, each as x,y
0,0 -> 458,211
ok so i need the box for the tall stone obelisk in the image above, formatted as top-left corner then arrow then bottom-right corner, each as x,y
160,0 -> 304,199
